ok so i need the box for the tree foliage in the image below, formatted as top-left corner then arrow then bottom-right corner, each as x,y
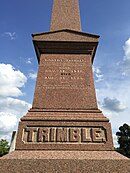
116,123 -> 130,158
0,139 -> 10,157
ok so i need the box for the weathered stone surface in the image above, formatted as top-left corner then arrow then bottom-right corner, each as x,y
1,0 -> 129,172
0,151 -> 130,173
32,54 -> 98,110
15,117 -> 114,151
32,30 -> 99,42
50,0 -> 81,31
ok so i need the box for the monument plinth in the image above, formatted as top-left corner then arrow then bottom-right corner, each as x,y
0,0 -> 129,172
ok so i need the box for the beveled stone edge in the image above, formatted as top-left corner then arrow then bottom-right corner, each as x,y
21,109 -> 109,122
1,151 -> 129,160
29,108 -> 102,113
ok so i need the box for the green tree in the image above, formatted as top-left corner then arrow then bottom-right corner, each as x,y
0,139 -> 10,157
116,123 -> 130,158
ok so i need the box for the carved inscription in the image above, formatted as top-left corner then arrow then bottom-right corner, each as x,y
43,56 -> 88,89
44,59 -> 86,62
23,127 -> 106,144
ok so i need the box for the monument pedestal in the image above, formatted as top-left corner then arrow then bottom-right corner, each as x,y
15,109 -> 114,151
0,0 -> 130,172
0,150 -> 130,173
1,109 -> 129,172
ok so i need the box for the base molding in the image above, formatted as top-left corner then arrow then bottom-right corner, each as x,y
0,151 -> 130,173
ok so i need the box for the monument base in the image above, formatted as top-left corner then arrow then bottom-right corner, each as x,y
0,151 -> 129,173
15,110 -> 114,151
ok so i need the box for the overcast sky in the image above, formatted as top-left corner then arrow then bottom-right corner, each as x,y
0,0 -> 130,147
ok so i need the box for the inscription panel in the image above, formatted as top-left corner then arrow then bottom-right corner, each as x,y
23,127 -> 106,144
41,54 -> 90,89
32,54 -> 98,109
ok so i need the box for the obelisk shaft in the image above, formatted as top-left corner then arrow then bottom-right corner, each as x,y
50,0 -> 81,31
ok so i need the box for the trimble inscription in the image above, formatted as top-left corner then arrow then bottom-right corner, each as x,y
23,127 -> 106,144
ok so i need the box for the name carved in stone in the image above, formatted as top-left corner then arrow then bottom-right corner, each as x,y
23,127 -> 106,144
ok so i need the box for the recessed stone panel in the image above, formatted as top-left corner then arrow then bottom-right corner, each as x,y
22,126 -> 106,144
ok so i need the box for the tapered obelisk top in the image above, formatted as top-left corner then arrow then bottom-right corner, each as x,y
50,0 -> 81,31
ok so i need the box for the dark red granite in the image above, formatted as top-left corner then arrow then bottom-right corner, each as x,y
0,0 -> 129,172
50,0 -> 81,31
0,151 -> 130,173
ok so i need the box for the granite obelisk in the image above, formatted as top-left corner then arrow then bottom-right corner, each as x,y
0,0 -> 129,172
16,0 -> 113,151
50,0 -> 81,31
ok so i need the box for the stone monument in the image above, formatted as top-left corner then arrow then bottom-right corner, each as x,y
0,0 -> 130,172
